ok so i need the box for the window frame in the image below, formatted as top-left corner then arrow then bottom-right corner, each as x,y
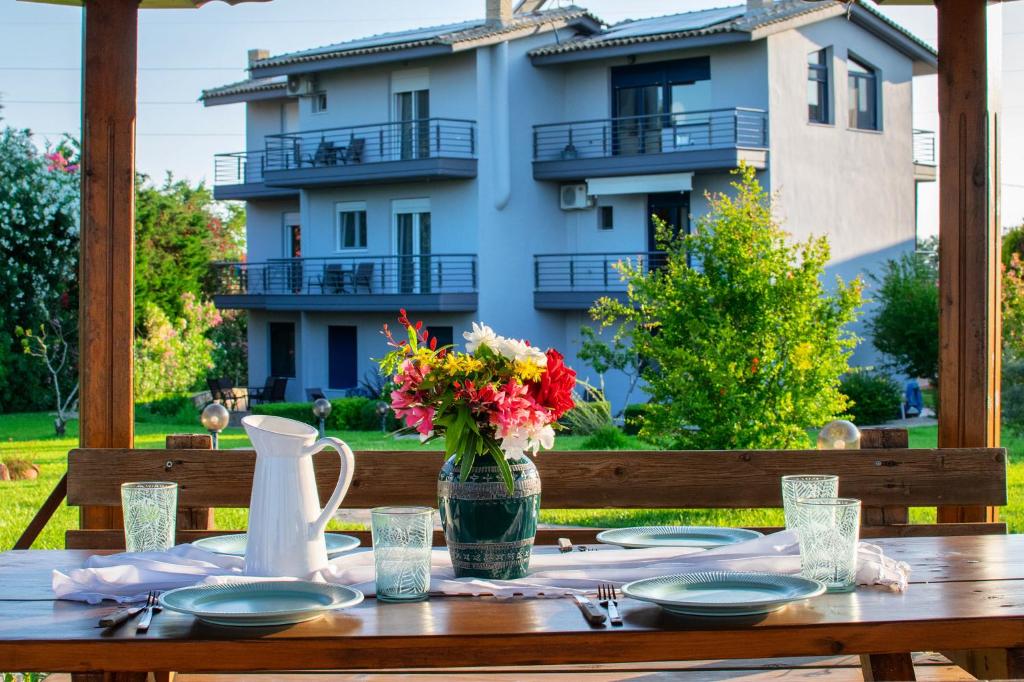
311,91 -> 328,115
599,205 -> 614,230
807,47 -> 832,125
846,54 -> 881,132
334,201 -> 368,252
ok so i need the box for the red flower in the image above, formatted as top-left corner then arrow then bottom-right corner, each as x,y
530,349 -> 576,419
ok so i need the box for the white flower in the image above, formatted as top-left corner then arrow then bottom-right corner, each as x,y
499,422 -> 556,460
463,321 -> 499,354
495,337 -> 548,368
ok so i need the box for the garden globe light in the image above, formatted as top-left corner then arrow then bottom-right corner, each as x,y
201,402 -> 230,448
376,401 -> 390,432
313,398 -> 332,437
817,419 -> 860,450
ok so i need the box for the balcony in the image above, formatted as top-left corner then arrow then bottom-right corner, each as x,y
211,254 -> 478,312
534,252 -> 661,310
213,151 -> 299,201
913,129 -> 936,182
262,118 -> 477,188
532,108 -> 768,181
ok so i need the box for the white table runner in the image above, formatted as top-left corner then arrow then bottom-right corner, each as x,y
52,530 -> 910,604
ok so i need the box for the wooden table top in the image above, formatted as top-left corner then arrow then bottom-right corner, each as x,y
2,535 -> 1024,674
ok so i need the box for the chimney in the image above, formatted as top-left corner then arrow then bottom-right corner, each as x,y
248,48 -> 269,68
746,0 -> 771,10
486,0 -> 513,25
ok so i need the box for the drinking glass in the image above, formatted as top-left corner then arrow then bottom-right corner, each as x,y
371,506 -> 433,603
795,497 -> 861,593
121,482 -> 178,552
781,474 -> 839,530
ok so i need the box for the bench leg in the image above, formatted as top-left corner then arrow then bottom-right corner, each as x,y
860,653 -> 916,681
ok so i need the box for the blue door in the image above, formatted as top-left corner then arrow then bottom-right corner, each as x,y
328,326 -> 358,390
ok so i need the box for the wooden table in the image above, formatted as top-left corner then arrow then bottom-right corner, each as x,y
2,536 -> 1024,680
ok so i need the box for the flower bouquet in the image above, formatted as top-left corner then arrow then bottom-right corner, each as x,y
380,312 -> 576,578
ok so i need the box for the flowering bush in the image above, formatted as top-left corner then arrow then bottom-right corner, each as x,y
379,311 -> 576,491
134,292 -> 221,402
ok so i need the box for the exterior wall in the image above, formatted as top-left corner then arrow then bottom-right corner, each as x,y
245,99 -> 294,151
245,199 -> 300,263
766,17 -> 918,368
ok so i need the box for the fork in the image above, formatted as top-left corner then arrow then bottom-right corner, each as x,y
597,583 -> 623,626
135,591 -> 161,633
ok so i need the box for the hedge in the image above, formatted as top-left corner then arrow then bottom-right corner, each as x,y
252,397 -> 400,432
840,370 -> 902,426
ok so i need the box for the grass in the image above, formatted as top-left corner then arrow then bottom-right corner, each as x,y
1,412 -> 1020,551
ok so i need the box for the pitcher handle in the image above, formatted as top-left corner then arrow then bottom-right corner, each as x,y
305,436 -> 356,539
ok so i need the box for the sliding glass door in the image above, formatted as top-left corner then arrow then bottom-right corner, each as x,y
395,89 -> 430,160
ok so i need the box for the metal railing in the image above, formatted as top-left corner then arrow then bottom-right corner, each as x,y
264,118 -> 477,172
534,252 -> 665,292
913,129 -> 936,166
212,254 -> 478,296
214,150 -> 270,185
533,108 -> 768,162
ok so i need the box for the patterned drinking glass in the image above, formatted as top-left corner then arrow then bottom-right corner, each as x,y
795,497 -> 861,593
121,482 -> 178,552
371,506 -> 433,603
781,474 -> 839,530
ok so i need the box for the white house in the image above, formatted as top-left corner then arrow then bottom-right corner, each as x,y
201,0 -> 937,409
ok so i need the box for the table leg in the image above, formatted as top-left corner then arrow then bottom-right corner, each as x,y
860,653 -> 916,681
1006,647 -> 1024,679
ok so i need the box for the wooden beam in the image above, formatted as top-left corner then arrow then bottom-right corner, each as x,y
936,0 -> 1001,524
78,0 -> 139,530
13,473 -> 68,550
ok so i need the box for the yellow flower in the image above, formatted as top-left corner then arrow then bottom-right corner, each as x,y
443,353 -> 483,376
515,359 -> 543,382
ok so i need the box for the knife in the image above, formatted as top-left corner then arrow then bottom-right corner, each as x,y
569,594 -> 607,626
99,605 -> 145,628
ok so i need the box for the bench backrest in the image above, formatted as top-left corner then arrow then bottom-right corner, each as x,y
64,437 -> 1008,549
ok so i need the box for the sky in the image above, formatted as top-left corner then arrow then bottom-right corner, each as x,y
0,0 -> 1021,238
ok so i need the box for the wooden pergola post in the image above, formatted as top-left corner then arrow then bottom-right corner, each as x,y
79,0 -> 139,530
935,0 -> 1002,524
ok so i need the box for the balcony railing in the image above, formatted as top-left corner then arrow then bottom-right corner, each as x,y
913,129 -> 936,166
533,252 -> 662,309
533,108 -> 768,162
213,253 -> 477,300
264,118 -> 477,173
215,150 -> 269,185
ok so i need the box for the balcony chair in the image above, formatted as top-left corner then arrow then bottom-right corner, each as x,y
312,139 -> 339,167
342,137 -> 365,164
309,263 -> 348,294
349,261 -> 375,293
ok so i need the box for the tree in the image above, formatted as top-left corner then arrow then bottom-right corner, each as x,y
591,165 -> 862,450
16,299 -> 79,435
867,250 -> 939,383
0,125 -> 80,413
577,325 -> 643,415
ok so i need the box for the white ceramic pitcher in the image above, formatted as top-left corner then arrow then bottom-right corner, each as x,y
242,414 -> 355,577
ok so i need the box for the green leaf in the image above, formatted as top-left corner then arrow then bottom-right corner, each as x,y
488,441 -> 515,493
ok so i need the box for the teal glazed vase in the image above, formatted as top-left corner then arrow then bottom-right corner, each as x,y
437,454 -> 541,579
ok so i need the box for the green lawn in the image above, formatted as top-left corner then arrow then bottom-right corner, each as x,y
1,412 -> 1019,551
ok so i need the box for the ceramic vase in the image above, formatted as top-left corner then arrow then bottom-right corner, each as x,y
437,454 -> 541,579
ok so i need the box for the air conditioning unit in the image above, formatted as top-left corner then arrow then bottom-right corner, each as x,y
559,184 -> 592,210
286,75 -> 317,97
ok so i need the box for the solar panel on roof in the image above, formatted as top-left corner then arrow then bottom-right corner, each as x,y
601,5 -> 746,41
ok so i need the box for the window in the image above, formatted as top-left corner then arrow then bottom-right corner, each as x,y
848,57 -> 878,130
269,322 -> 296,378
328,326 -> 358,389
599,206 -> 614,230
312,91 -> 327,114
335,202 -> 367,251
807,48 -> 830,124
429,326 -> 454,349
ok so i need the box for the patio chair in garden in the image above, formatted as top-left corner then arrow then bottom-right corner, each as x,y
268,376 -> 289,403
246,376 -> 277,406
306,387 -> 326,401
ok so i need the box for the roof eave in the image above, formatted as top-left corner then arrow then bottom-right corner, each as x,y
530,31 -> 752,66
251,44 -> 455,78
201,85 -> 291,107
848,4 -> 937,72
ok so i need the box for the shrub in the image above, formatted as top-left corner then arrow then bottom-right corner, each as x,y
840,370 -> 901,426
1003,359 -> 1024,434
868,250 -> 939,383
561,385 -> 612,435
134,293 -> 219,403
252,397 -> 399,432
136,393 -> 198,423
622,403 -> 649,435
591,165 -> 862,449
581,425 -> 631,450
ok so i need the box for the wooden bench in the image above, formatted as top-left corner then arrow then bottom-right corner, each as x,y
58,430 -> 1007,681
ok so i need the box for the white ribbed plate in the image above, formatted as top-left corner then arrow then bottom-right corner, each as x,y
193,533 -> 360,559
622,571 -> 826,617
595,526 -> 762,549
159,581 -> 364,627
